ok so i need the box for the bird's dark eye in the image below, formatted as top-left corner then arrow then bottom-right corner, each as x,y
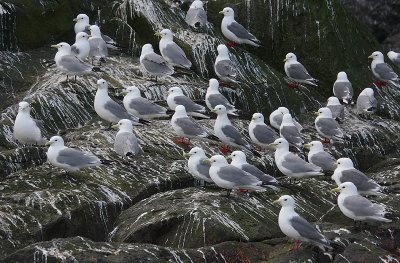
279,142 -> 281,144
338,162 -> 340,165
343,186 -> 345,188
55,139 -> 57,141
284,199 -> 287,201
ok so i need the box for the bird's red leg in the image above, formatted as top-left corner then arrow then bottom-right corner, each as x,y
321,138 -> 331,144
174,137 -> 192,145
287,82 -> 300,89
295,240 -> 300,251
219,145 -> 231,154
219,81 -> 232,88
237,189 -> 249,193
373,81 -> 386,88
227,41 -> 237,47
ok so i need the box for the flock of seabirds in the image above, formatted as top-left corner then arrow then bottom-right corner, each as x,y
11,1 -> 399,252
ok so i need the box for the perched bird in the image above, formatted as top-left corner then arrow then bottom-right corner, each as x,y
333,71 -> 353,104
205,155 -> 265,196
214,44 -> 238,84
331,182 -> 391,225
269,138 -> 323,182
269,107 -> 302,131
185,0 -> 207,31
284,53 -> 318,87
368,51 -> 399,88
73,14 -> 90,34
51,42 -> 100,81
212,105 -> 254,154
315,107 -> 343,143
112,119 -> 141,157
71,32 -> 91,60
331,158 -> 382,196
89,25 -> 108,63
170,105 -> 209,144
94,79 -> 141,129
157,29 -> 192,69
304,141 -> 336,172
387,51 -> 400,67
228,150 -> 279,189
205,78 -> 238,115
356,88 -> 377,115
280,113 -> 303,148
248,113 -> 279,148
326,97 -> 345,122
219,7 -> 260,47
166,86 -> 208,118
184,147 -> 213,184
13,101 -> 45,145
46,136 -> 101,172
273,195 -> 331,250
122,86 -> 168,120
140,44 -> 174,79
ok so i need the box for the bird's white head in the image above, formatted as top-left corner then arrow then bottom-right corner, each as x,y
141,44 -> 154,55
387,51 -> 397,60
208,78 -> 220,92
97,79 -> 108,90
207,155 -> 228,166
269,138 -> 289,150
116,119 -> 133,132
51,42 -> 71,53
284,53 -> 297,63
332,182 -> 358,195
278,107 -> 289,115
190,0 -> 204,9
368,51 -> 384,62
212,104 -> 227,115
228,150 -> 246,163
47,136 -> 65,147
274,195 -> 295,207
89,25 -> 101,37
337,71 -> 348,81
75,32 -> 90,42
304,140 -> 324,152
317,107 -> 333,118
336,158 -> 354,169
219,7 -> 234,17
187,146 -> 206,157
18,101 -> 30,113
174,105 -> 188,117
217,44 -> 229,58
74,14 -> 89,23
167,86 -> 183,96
364,88 -> 374,97
124,86 -> 141,97
327,96 -> 341,106
251,113 -> 264,123
159,29 -> 173,41
281,113 -> 294,125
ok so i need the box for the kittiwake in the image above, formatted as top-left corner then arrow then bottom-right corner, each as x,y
269,107 -> 302,131
185,0 -> 207,31
284,53 -> 318,87
183,147 -> 213,184
205,78 -> 238,115
368,51 -> 399,87
71,32 -> 90,60
13,101 -> 45,145
112,119 -> 141,157
333,71 -> 353,104
356,88 -> 377,115
157,29 -> 192,69
315,107 -> 343,143
304,141 -> 336,172
140,44 -> 174,78
326,97 -> 345,122
280,113 -> 303,148
214,44 -> 238,84
248,113 -> 279,147
166,86 -> 208,118
387,51 -> 400,67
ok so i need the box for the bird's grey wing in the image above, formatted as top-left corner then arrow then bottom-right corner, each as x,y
175,117 -> 207,136
197,157 -> 211,178
185,8 -> 207,27
114,132 -> 140,156
340,169 -> 380,192
333,82 -> 352,98
316,118 -> 342,137
310,152 -> 336,171
57,148 -> 99,167
215,60 -> 237,78
174,96 -> 204,112
343,195 -> 384,217
59,55 -> 92,72
89,38 -> 108,57
130,97 -> 166,115
163,43 -> 191,67
253,125 -> 278,144
242,164 -> 275,183
327,105 -> 345,120
33,119 -> 45,131
290,216 -> 328,245
375,63 -> 398,80
357,95 -> 375,112
227,21 -> 257,40
105,100 -> 139,122
142,53 -> 173,74
393,54 -> 400,65
280,125 -> 303,145
207,94 -> 234,111
101,34 -> 115,44
71,44 -> 80,56
282,153 -> 321,173
221,125 -> 249,147
370,96 -> 378,108
272,114 -> 283,126
218,165 -> 259,185
287,63 -> 312,80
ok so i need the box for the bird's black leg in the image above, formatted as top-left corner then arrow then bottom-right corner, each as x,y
74,75 -> 77,82
226,189 -> 231,197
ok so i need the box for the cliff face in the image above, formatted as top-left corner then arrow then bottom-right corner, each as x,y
0,0 -> 399,262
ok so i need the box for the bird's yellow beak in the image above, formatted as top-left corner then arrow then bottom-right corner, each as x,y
203,159 -> 211,164
50,44 -> 59,48
267,143 -> 277,149
251,116 -> 256,120
73,18 -> 78,22
87,34 -> 92,37
313,111 -> 319,116
183,152 -> 191,157
120,91 -> 128,95
226,155 -> 233,160
111,124 -> 119,129
273,199 -> 280,204
303,143 -> 311,148
211,109 -> 217,113
283,58 -> 287,62
219,11 -> 224,14
154,32 -> 161,36
368,55 -> 373,59
331,187 -> 340,193
45,141 -> 53,146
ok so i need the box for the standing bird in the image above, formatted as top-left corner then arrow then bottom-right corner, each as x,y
184,147 -> 213,185
280,113 -> 303,148
304,141 -> 336,172
248,113 -> 279,148
269,107 -> 303,132
94,79 -> 141,129
269,138 -> 323,182
71,32 -> 91,60
205,155 -> 265,196
212,105 -> 254,154
214,44 -> 238,84
273,195 -> 331,250
331,158 -> 382,196
331,182 -> 391,226
326,97 -> 345,122
284,53 -> 318,88
219,7 -> 260,47
46,136 -> 101,172
140,44 -> 174,79
89,25 -> 108,64
356,88 -> 377,115
112,119 -> 141,157
166,86 -> 208,118
13,101 -> 45,145
205,78 -> 238,115
368,51 -> 399,88
123,86 -> 169,120
314,107 -> 343,144
170,105 -> 209,144
185,0 -> 207,31
73,14 -> 90,34
157,29 -> 192,69
387,51 -> 400,67
333,71 -> 353,104
228,151 -> 279,189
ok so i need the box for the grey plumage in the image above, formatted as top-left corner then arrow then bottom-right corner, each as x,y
174,96 -> 205,113
207,94 -> 235,112
221,125 -> 251,149
215,60 -> 237,82
218,165 -> 261,186
162,43 -> 192,69
104,101 -> 139,122
287,63 -> 313,81
56,148 -> 100,167
57,55 -> 93,73
129,97 -> 166,116
309,152 -> 336,172
374,63 -> 398,81
280,125 -> 303,147
114,132 -> 140,156
340,169 -> 381,194
252,125 -> 278,144
197,157 -> 211,179
174,117 -> 208,137
185,7 -> 207,29
89,37 -> 108,58
142,53 -> 174,75
241,164 -> 277,184
227,22 -> 259,45
342,195 -> 387,218
357,95 -> 377,113
315,118 -> 343,138
282,154 -> 322,174
289,216 -> 331,247
333,82 -> 353,101
327,105 -> 345,121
